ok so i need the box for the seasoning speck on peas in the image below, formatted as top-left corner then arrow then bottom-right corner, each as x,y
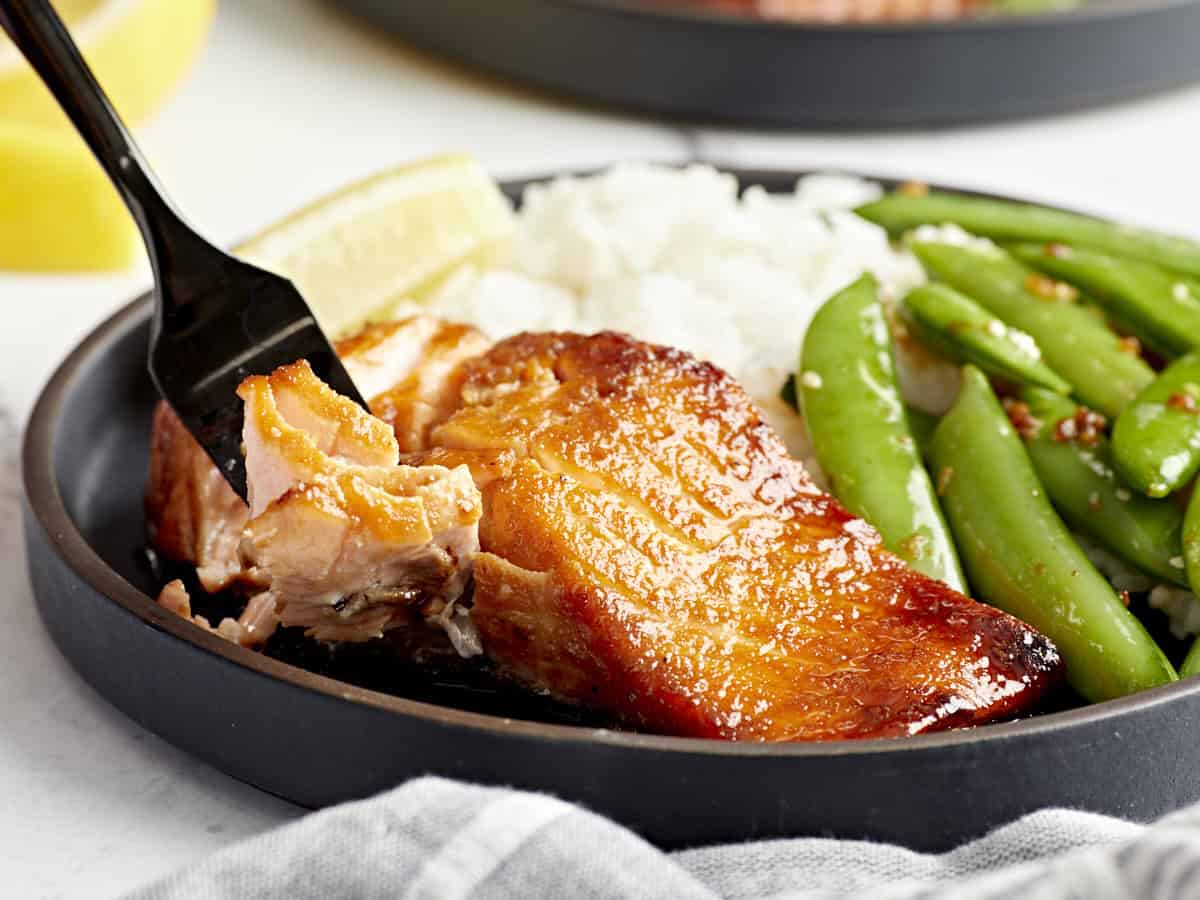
1167,391 -> 1199,413
1118,336 -> 1143,357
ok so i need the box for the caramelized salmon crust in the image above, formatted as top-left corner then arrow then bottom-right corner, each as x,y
416,331 -> 1063,741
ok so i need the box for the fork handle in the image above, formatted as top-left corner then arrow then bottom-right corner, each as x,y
0,0 -> 201,274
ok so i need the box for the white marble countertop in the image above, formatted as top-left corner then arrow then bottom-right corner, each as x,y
5,0 -> 1200,896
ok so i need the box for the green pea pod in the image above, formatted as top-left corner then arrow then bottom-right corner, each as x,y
1111,352 -> 1200,497
900,283 -> 1071,393
987,0 -> 1082,11
1019,387 -> 1187,586
1186,485 -> 1200,600
1182,639 -> 1200,679
905,405 -> 939,458
929,366 -> 1177,702
911,241 -> 1155,417
857,190 -> 1200,278
781,369 -> 938,474
1184,503 -> 1200,675
1009,243 -> 1200,357
799,274 -> 966,591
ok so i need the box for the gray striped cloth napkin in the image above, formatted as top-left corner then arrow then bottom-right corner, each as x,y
128,776 -> 1200,899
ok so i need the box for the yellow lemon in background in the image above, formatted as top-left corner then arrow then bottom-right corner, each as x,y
0,121 -> 137,270
237,154 -> 515,338
0,0 -> 216,271
0,0 -> 215,130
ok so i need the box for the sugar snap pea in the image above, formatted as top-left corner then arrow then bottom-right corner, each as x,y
987,0 -> 1082,10
1184,490 -> 1200,679
781,369 -> 938,468
1009,243 -> 1200,357
911,241 -> 1155,417
1111,353 -> 1200,497
1182,638 -> 1200,679
900,283 -> 1070,393
905,405 -> 939,458
857,190 -> 1200,278
1017,387 -> 1187,586
791,371 -> 940,460
928,366 -> 1177,701
799,274 -> 966,591
1186,485 -> 1200,599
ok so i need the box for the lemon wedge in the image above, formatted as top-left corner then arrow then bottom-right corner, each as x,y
237,154 -> 515,338
0,0 -> 215,271
0,0 -> 216,131
0,121 -> 137,270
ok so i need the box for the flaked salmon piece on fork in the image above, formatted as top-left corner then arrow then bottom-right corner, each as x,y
145,316 -> 490,600
234,360 -> 481,648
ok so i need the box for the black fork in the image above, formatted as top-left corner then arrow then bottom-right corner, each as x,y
0,0 -> 367,500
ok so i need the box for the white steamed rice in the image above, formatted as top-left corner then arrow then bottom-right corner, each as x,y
397,163 -> 930,455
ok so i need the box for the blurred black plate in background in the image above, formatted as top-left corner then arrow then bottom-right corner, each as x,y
327,0 -> 1200,126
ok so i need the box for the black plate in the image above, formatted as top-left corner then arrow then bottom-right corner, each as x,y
326,0 -> 1200,127
22,170 -> 1200,852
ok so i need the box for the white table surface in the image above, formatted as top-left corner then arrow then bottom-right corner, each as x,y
5,1 -> 1200,896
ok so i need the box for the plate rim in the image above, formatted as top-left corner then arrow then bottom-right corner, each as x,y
23,165 -> 1200,760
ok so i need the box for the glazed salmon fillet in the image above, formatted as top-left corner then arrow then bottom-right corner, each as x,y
147,318 -> 1062,740
418,331 -> 1062,740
